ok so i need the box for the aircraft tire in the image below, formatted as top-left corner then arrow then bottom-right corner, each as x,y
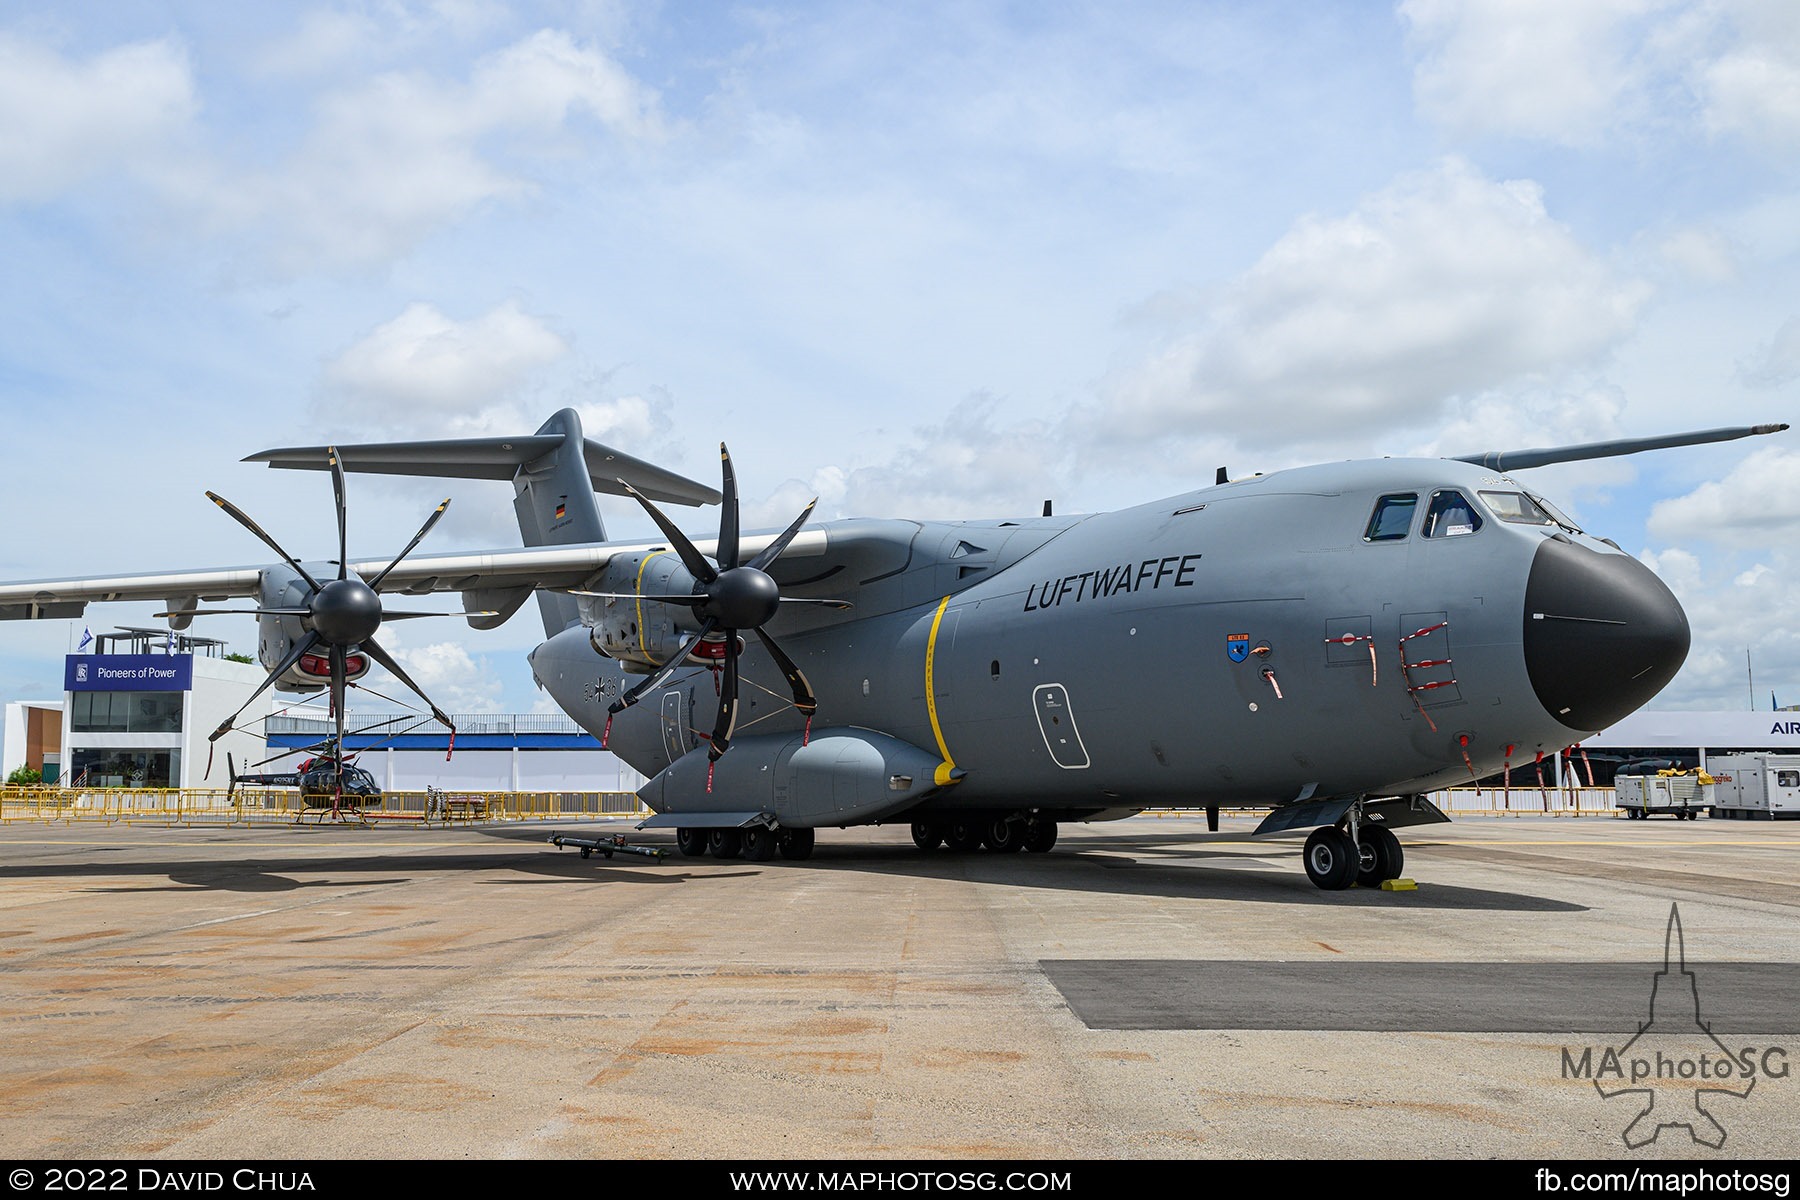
1303,826 -> 1358,891
944,821 -> 984,852
777,828 -> 815,860
742,826 -> 778,861
1354,825 -> 1403,887
911,821 -> 944,850
981,818 -> 1024,853
709,828 -> 744,859
676,828 -> 708,857
1022,819 -> 1058,853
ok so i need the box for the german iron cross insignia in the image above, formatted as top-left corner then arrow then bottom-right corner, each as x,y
1227,633 -> 1250,663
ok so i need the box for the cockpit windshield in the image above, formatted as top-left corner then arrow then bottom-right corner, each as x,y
1531,493 -> 1583,534
1477,490 -> 1583,534
1478,491 -> 1555,525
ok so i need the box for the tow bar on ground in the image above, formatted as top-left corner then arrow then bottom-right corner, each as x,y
548,833 -> 667,861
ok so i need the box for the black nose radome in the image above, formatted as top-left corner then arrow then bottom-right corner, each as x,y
1524,537 -> 1689,732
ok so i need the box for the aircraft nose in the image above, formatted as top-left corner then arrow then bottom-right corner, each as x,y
1523,537 -> 1689,732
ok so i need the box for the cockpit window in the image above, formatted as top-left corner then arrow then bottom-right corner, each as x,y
1531,492 -> 1583,534
1364,493 -> 1417,542
1478,491 -> 1556,525
1423,489 -> 1481,538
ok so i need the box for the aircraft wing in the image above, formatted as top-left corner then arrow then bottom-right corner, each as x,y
0,530 -> 829,625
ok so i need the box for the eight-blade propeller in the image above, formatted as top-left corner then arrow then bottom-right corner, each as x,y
605,444 -> 838,762
190,448 -> 457,797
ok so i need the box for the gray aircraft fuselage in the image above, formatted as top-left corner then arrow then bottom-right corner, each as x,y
528,456 -> 1686,824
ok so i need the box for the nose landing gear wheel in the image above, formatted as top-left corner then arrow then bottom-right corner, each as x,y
1303,826 -> 1359,890
1354,825 -> 1403,887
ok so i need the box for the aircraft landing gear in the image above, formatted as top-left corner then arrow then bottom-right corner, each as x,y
1354,825 -> 1403,888
1304,819 -> 1405,890
742,826 -> 779,861
912,821 -> 944,850
676,827 -> 708,857
1303,826 -> 1359,890
1021,818 -> 1057,852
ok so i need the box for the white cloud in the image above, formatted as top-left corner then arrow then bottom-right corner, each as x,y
1401,0 -> 1671,146
238,29 -> 665,271
1403,0 -> 1800,157
782,395 -> 1071,522
1697,0 -> 1800,148
1095,159 -> 1650,446
383,639 -> 504,714
1646,445 -> 1800,544
1639,545 -> 1800,710
0,35 -> 197,202
1655,226 -> 1741,283
324,301 -> 569,420
1737,315 -> 1800,386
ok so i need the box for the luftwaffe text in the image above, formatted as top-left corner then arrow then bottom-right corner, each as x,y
1023,554 -> 1202,612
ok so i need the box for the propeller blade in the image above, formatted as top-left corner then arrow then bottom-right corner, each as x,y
207,492 -> 321,592
609,617 -> 718,713
209,631 -> 321,741
359,637 -> 455,733
774,597 -> 854,609
561,590 -> 706,606
620,481 -> 718,584
368,497 -> 451,590
330,646 -> 347,795
746,497 -> 819,572
754,628 -> 816,715
378,609 -> 501,620
329,447 -> 348,582
154,607 -> 310,618
708,632 -> 740,760
226,753 -> 236,804
718,444 -> 740,571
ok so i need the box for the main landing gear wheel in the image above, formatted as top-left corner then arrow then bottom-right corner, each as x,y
981,818 -> 1024,853
1022,819 -> 1058,853
777,828 -> 815,860
1303,826 -> 1359,891
708,828 -> 744,859
1354,825 -> 1404,887
911,821 -> 944,850
742,826 -> 779,861
676,828 -> 708,857
944,821 -> 984,852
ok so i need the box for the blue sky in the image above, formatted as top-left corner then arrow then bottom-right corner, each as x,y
0,0 -> 1796,717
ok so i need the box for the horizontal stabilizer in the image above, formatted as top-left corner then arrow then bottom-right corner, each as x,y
1454,423 -> 1788,472
248,433 -> 721,507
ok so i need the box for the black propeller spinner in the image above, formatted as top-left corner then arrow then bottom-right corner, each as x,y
604,443 -> 842,763
182,447 -> 457,797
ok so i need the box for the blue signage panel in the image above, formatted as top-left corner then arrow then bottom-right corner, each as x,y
65,654 -> 194,692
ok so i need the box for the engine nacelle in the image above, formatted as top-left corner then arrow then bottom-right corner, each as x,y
255,564 -> 373,693
579,550 -> 708,673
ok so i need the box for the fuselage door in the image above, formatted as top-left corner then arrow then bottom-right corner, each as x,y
1032,683 -> 1091,769
660,689 -> 689,762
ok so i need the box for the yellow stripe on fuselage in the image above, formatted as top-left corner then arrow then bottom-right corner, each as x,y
635,551 -> 671,662
925,595 -> 959,787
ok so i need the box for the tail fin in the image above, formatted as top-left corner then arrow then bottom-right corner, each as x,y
247,408 -> 719,637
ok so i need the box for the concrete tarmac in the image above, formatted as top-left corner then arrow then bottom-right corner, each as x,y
2,813 -> 1797,1160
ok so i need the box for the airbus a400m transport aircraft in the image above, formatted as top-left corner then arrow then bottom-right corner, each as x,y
0,412 -> 1786,889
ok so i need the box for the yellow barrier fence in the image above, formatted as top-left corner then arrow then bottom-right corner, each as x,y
0,786 -> 648,827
